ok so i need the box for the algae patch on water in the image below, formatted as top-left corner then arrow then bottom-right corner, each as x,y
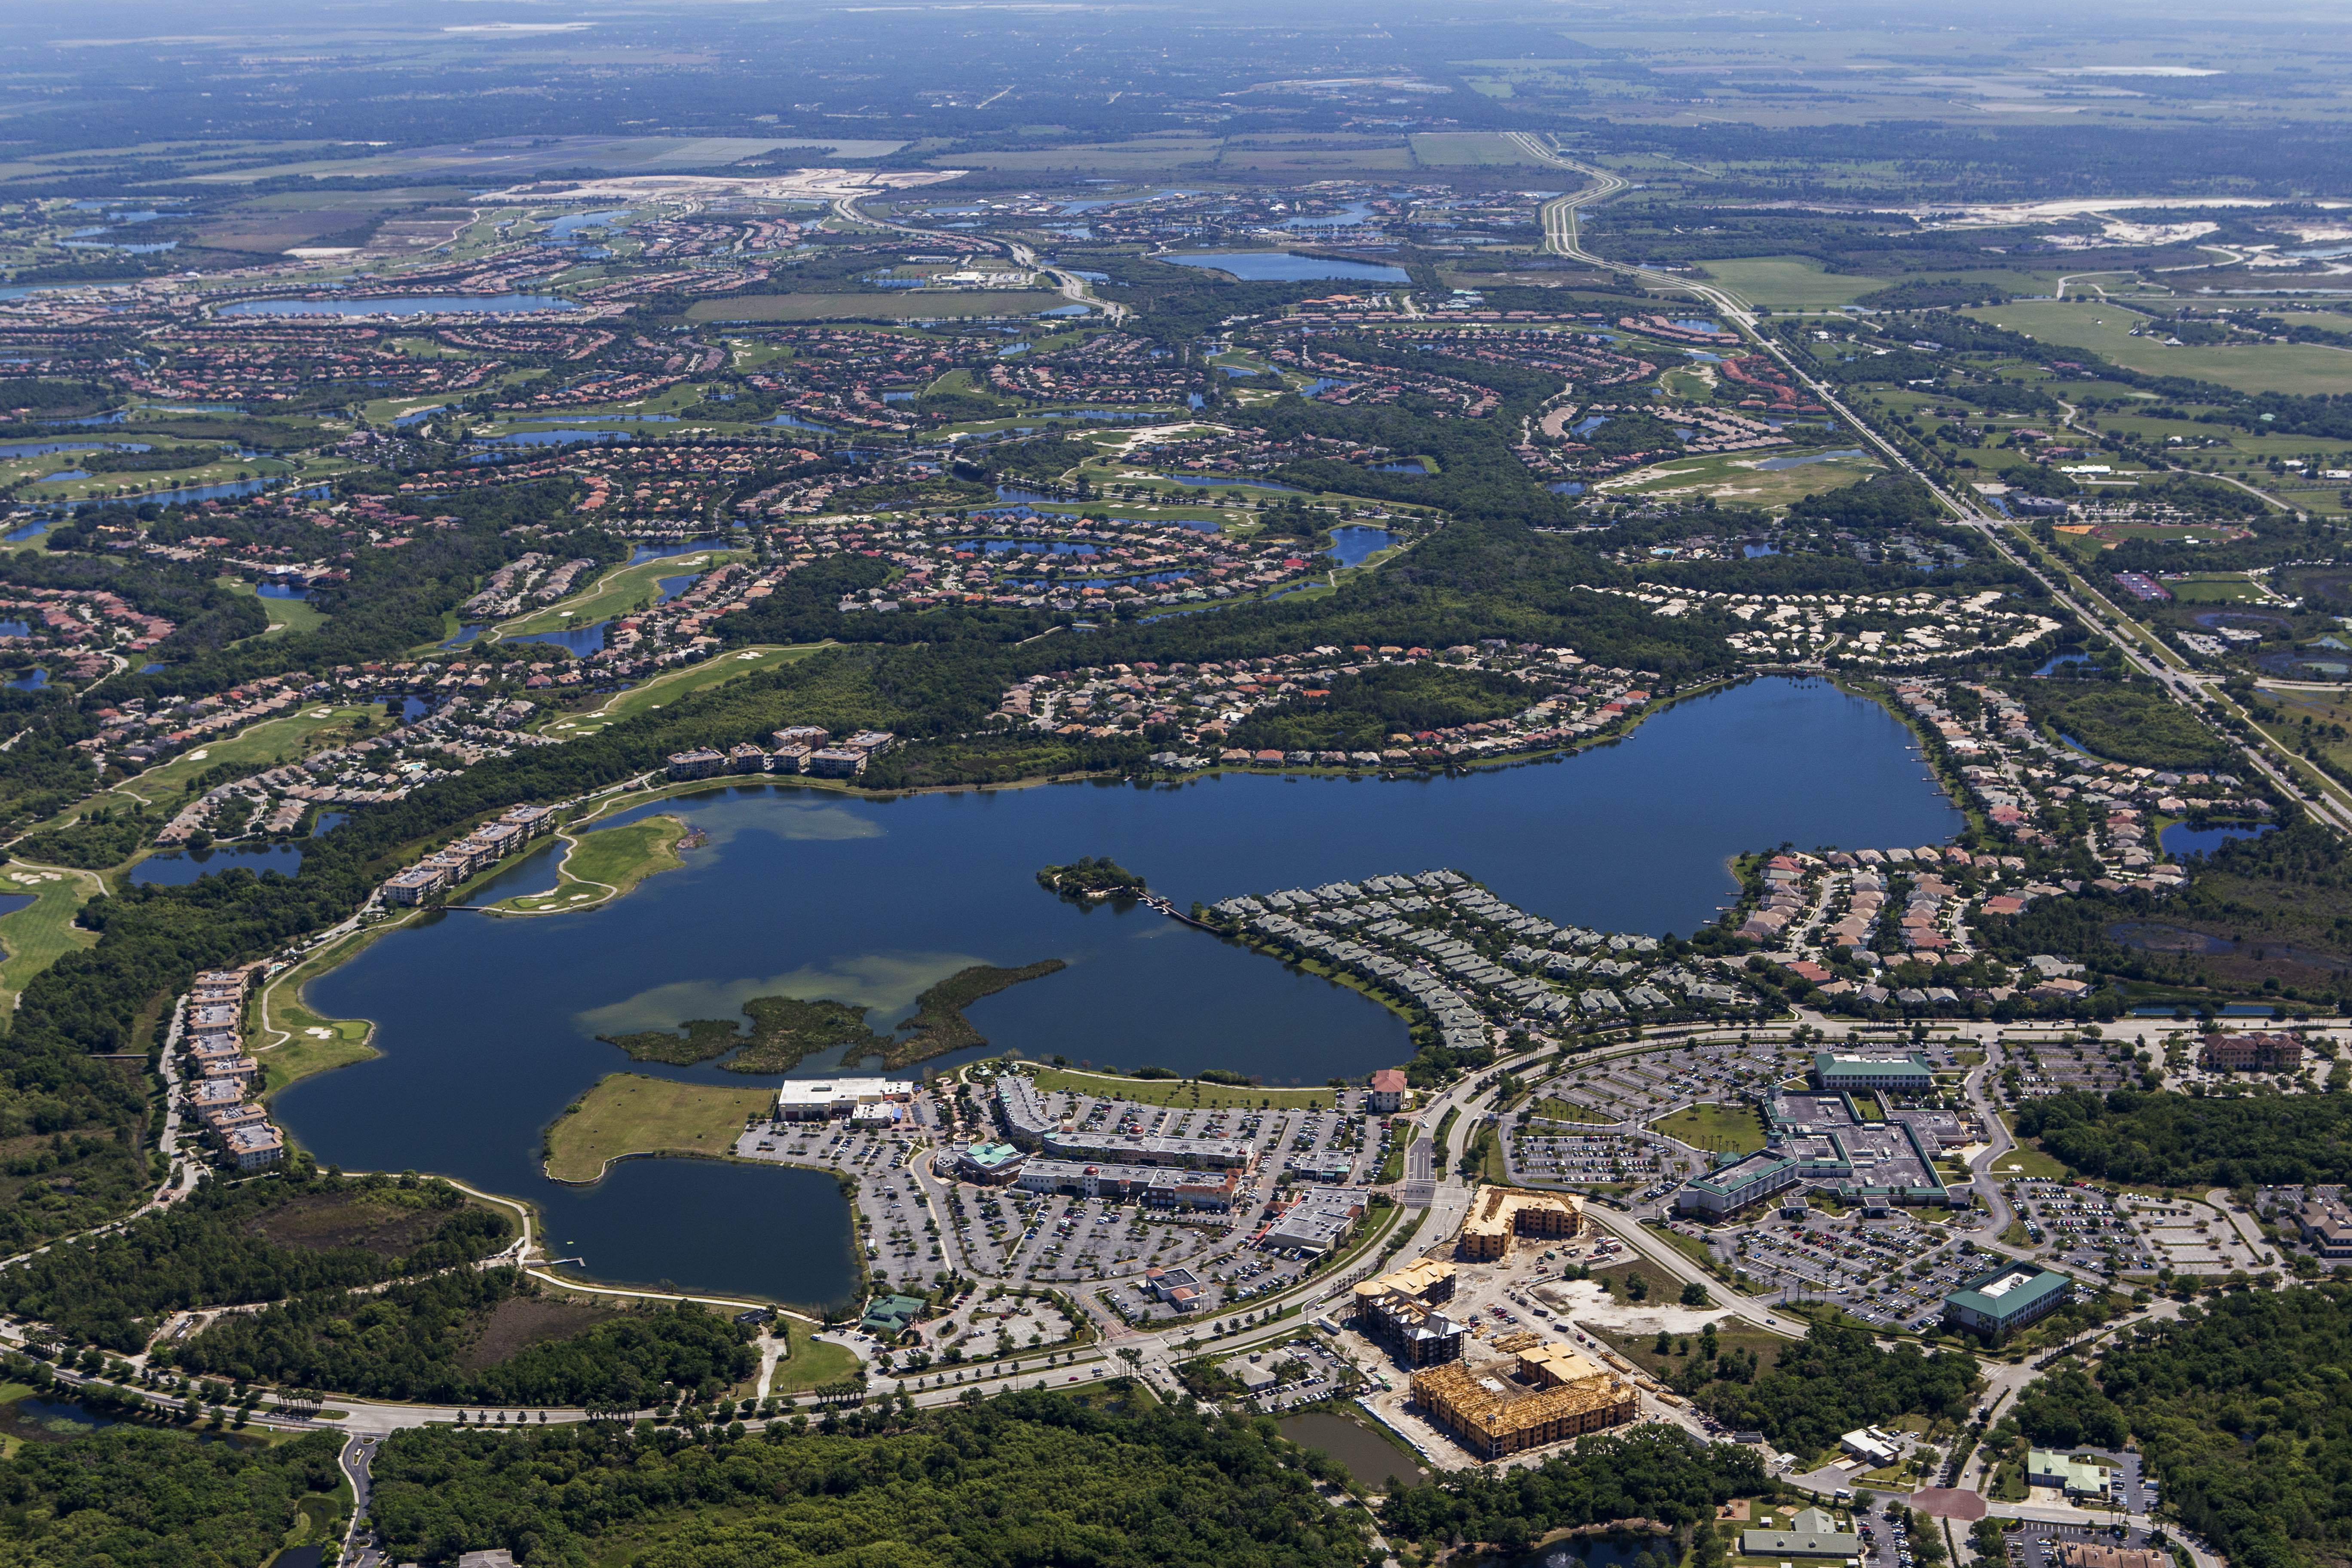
597,958 -> 1068,1073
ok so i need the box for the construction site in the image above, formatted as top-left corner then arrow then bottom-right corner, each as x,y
1409,1337 -> 1639,1459
1332,1185 -> 1671,1463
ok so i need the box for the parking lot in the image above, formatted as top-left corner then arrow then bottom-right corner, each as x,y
1691,1210 -> 1990,1329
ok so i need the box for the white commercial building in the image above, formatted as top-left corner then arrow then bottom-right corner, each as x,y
774,1078 -> 915,1121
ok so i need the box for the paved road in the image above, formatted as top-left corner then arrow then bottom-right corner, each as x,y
1403,1136 -> 1435,1207
1505,129 -> 2352,847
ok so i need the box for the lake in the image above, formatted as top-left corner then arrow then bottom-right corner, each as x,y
506,621 -> 610,655
277,677 -> 1957,1304
1277,1410 -> 1426,1491
1326,526 -> 1400,568
2158,821 -> 2274,859
132,841 -> 307,885
1162,252 -> 1410,283
219,294 -> 574,318
630,539 -> 723,564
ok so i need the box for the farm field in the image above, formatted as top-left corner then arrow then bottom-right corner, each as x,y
1695,257 -> 1887,309
1409,132 -> 1554,166
1964,300 -> 2352,396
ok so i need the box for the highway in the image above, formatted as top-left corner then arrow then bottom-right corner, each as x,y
829,194 -> 1128,322
1507,130 -> 2352,841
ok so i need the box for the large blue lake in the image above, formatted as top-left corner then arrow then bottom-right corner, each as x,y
276,676 -> 1957,1305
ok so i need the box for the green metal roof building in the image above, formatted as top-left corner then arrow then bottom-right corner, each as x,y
1810,1052 -> 1934,1094
1943,1262 -> 2072,1339
1675,1151 -> 1801,1219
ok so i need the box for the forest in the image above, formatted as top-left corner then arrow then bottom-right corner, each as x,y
2017,1090 -> 2352,1188
0,1170 -> 511,1351
1377,1422 -> 1769,1550
2087,1285 -> 2352,1568
1663,1323 -> 1979,1460
0,1427 -> 348,1568
172,1269 -> 757,1407
362,1387 -> 1371,1568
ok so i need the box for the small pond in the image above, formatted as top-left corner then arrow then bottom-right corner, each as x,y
1161,252 -> 1409,283
131,841 -> 306,885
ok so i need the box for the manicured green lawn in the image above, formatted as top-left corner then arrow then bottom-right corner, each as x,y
0,864 -> 101,1012
217,576 -> 328,634
1649,1102 -> 1767,1155
106,704 -> 381,816
492,816 -> 688,914
495,550 -> 748,639
766,1318 -> 863,1396
545,644 -> 832,736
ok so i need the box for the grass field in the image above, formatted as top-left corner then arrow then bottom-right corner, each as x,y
217,576 -> 328,635
1410,132 -> 1552,167
545,643 -> 832,736
1648,1102 -> 1767,1155
542,1073 -> 775,1183
0,864 -> 101,1012
1597,447 -> 1883,508
1964,301 -> 2352,397
2161,573 -> 2268,603
252,925 -> 391,1096
104,703 -> 381,817
766,1316 -> 864,1397
1697,257 -> 1887,310
491,815 -> 688,914
1026,1066 -> 1349,1111
1595,1319 -> 1788,1378
495,550 -> 745,639
1988,1122 -> 2072,1180
687,292 -> 1069,324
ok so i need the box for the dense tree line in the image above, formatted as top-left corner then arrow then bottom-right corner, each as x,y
1672,1323 -> 1979,1458
2089,1285 -> 2352,1568
363,1386 -> 1370,1568
0,1427 -> 346,1568
0,1170 -> 510,1351
1378,1424 -> 1768,1550
2018,1089 -> 2352,1188
174,1268 -> 755,1406
1229,662 -> 1532,752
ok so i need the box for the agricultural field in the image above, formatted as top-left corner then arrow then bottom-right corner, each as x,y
1409,132 -> 1555,166
1963,300 -> 2352,397
1694,257 -> 1888,310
